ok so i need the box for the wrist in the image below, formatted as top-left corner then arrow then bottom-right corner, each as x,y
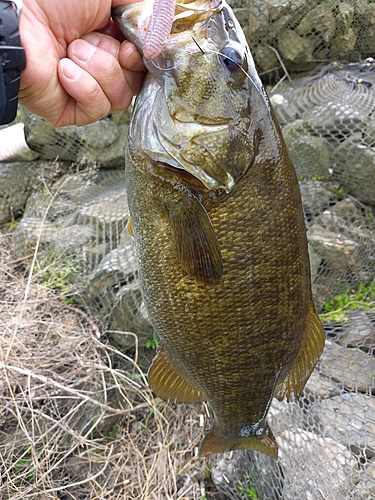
0,0 -> 26,125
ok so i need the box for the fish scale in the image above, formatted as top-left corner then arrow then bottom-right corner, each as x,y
113,0 -> 325,457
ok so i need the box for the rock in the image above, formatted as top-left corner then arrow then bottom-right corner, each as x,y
303,369 -> 342,401
330,27 -> 358,60
14,216 -> 60,256
13,169 -> 153,338
352,456 -> 375,499
296,4 -> 336,43
314,198 -> 375,286
86,247 -> 137,299
332,311 -> 375,348
20,107 -> 130,168
84,238 -> 153,346
307,223 -> 358,272
320,197 -> 361,223
312,284 -> 333,311
335,2 -> 356,32
318,339 -> 375,394
334,134 -> 375,205
285,132 -> 332,179
276,429 -> 359,499
309,393 -> 375,457
0,161 -> 63,225
267,399 -> 305,437
299,181 -> 333,216
278,29 -> 313,65
305,102 -> 368,149
253,44 -> 279,73
318,196 -> 375,238
308,245 -> 321,283
210,449 -> 283,500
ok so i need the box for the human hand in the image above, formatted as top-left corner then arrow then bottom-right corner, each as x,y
19,0 -> 146,127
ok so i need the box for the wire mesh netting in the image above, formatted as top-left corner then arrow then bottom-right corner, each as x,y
1,0 -> 375,498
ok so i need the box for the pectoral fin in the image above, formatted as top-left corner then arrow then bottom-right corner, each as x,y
275,302 -> 325,401
126,217 -> 134,238
199,424 -> 278,459
148,345 -> 205,404
167,189 -> 223,284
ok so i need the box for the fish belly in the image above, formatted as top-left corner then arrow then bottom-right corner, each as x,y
125,138 -> 325,457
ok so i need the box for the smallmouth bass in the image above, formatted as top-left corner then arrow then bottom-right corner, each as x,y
113,0 -> 325,458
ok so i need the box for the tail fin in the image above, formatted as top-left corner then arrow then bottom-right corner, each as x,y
199,425 -> 278,459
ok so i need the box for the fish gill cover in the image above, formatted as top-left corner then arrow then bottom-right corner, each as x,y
0,0 -> 375,498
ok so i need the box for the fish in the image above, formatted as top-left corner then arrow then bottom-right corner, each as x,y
113,0 -> 325,458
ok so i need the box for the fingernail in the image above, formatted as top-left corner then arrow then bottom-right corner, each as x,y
71,39 -> 96,62
60,58 -> 79,80
81,33 -> 101,47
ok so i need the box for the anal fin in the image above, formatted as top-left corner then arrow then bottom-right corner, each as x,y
199,424 -> 278,459
275,301 -> 325,401
167,188 -> 223,285
148,345 -> 205,404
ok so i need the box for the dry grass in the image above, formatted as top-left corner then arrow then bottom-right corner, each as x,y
0,231 -> 219,500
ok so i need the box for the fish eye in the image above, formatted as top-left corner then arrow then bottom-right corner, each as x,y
220,46 -> 243,72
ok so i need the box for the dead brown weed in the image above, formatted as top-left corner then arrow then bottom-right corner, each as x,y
0,231 -> 215,500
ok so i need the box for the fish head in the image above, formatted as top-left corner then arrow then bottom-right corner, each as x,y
113,0 -> 269,192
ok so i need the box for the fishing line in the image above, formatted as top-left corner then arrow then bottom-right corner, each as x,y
147,58 -> 180,71
200,45 -> 265,97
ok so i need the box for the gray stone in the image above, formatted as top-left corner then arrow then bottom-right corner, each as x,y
14,216 -> 59,256
307,223 -> 358,272
87,246 -> 138,299
296,4 -> 336,43
335,2 -> 356,31
299,181 -> 333,215
278,30 -> 313,65
312,284 -> 333,311
318,199 -> 374,244
334,135 -> 375,205
79,182 -> 128,224
330,27 -> 357,60
48,224 -> 95,253
303,369 -> 342,401
277,429 -> 359,500
318,340 -> 375,393
267,399 -> 305,437
352,456 -> 375,500
306,102 -> 368,147
20,107 -> 130,168
210,449 -> 282,500
253,44 -> 279,73
286,133 -> 331,179
334,311 -> 375,348
308,245 -> 321,283
0,161 -> 62,225
309,393 -> 375,457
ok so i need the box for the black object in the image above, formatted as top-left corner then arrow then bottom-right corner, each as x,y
0,1 -> 25,125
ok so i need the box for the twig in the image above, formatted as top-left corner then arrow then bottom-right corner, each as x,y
268,45 -> 292,82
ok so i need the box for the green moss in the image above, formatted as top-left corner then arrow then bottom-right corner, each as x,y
33,247 -> 76,303
297,174 -> 326,181
146,330 -> 159,350
320,280 -> 375,322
